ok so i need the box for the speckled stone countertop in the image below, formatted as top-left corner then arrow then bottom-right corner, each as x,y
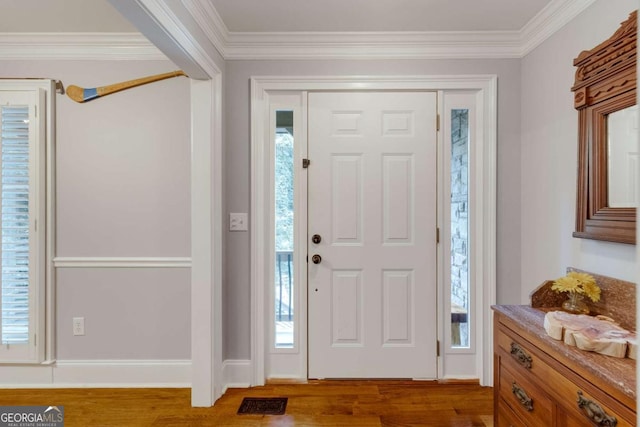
530,269 -> 636,331
493,305 -> 636,401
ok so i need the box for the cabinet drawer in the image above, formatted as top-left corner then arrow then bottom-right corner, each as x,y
499,363 -> 553,426
497,328 -> 539,375
498,325 -> 636,426
497,401 -> 527,427
557,408 -> 620,427
556,384 -> 634,427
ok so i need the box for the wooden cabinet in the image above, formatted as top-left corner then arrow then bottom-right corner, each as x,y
493,306 -> 636,427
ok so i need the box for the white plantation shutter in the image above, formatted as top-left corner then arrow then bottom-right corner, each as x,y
0,89 -> 46,363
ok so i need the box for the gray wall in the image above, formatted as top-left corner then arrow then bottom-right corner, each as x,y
6,0 -> 631,367
224,58 -> 522,360
520,0 -> 637,301
0,60 -> 192,360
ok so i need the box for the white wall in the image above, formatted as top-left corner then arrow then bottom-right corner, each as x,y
224,58 -> 522,360
520,0 -> 638,301
0,60 -> 192,362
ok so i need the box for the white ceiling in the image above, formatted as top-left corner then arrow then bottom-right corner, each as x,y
2,0 -> 552,34
0,0 -> 136,33
209,0 -> 553,33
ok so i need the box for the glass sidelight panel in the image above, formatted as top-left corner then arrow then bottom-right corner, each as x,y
450,109 -> 470,348
274,110 -> 294,348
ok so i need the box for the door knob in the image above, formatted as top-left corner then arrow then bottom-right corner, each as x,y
311,254 -> 322,264
312,234 -> 322,244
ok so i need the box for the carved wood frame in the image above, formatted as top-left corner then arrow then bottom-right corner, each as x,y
572,10 -> 637,244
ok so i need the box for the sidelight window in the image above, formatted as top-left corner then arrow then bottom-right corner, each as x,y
450,109 -> 470,348
274,110 -> 294,349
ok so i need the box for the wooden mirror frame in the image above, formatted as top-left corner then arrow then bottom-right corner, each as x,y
572,10 -> 637,244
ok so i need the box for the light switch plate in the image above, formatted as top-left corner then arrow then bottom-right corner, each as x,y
229,213 -> 248,231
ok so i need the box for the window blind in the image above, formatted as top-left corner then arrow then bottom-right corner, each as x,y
0,105 -> 30,346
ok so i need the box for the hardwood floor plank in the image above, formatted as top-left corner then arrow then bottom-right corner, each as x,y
0,381 -> 493,426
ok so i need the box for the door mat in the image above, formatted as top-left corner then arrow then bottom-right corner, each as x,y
237,397 -> 288,415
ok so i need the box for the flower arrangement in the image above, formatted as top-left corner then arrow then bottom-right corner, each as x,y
551,271 -> 601,302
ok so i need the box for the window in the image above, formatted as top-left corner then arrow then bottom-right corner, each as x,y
274,110 -> 294,348
443,91 -> 478,362
0,81 -> 52,363
265,92 -> 307,379
450,109 -> 470,348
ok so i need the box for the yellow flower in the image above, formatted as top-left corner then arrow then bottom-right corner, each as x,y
552,276 -> 580,293
581,280 -> 601,302
552,272 -> 600,302
568,271 -> 595,284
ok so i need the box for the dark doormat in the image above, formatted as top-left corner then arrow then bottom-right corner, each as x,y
237,397 -> 288,415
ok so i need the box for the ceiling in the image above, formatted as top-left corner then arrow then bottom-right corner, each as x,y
0,0 -> 136,33
209,0 -> 552,33
2,0 -> 552,34
0,0 -> 595,62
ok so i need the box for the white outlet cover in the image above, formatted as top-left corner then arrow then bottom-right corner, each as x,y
73,317 -> 85,336
229,212 -> 248,231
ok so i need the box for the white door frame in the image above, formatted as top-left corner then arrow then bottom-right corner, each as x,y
250,75 -> 497,387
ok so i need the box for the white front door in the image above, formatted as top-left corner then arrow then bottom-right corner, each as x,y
307,92 -> 438,379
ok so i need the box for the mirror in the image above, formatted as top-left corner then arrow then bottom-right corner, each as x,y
608,105 -> 638,208
572,10 -> 637,244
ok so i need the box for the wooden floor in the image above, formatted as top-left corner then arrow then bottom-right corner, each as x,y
0,380 -> 494,426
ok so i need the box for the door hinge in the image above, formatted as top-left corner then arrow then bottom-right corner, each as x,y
437,340 -> 440,357
436,227 -> 440,243
302,158 -> 310,168
436,113 -> 440,131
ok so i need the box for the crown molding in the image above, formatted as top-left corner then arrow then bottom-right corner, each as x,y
0,0 -> 600,61
0,32 -> 165,60
519,0 -> 598,56
225,31 -> 522,60
184,0 -> 599,60
181,0 -> 229,59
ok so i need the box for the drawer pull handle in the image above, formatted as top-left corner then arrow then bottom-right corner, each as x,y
511,382 -> 533,412
577,391 -> 617,426
510,342 -> 532,369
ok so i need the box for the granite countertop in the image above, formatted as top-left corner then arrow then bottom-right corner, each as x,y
493,305 -> 636,401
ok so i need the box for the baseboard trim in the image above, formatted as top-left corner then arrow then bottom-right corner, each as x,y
1,359 -> 255,391
221,359 -> 252,393
0,359 -> 191,388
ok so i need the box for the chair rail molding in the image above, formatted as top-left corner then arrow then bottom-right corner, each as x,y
53,257 -> 192,268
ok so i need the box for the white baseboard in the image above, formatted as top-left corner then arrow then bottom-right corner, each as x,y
222,359 -> 252,393
0,359 -> 252,392
0,359 -> 191,388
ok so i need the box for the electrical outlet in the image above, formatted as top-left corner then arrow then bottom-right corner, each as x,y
229,213 -> 248,231
73,317 -> 85,336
